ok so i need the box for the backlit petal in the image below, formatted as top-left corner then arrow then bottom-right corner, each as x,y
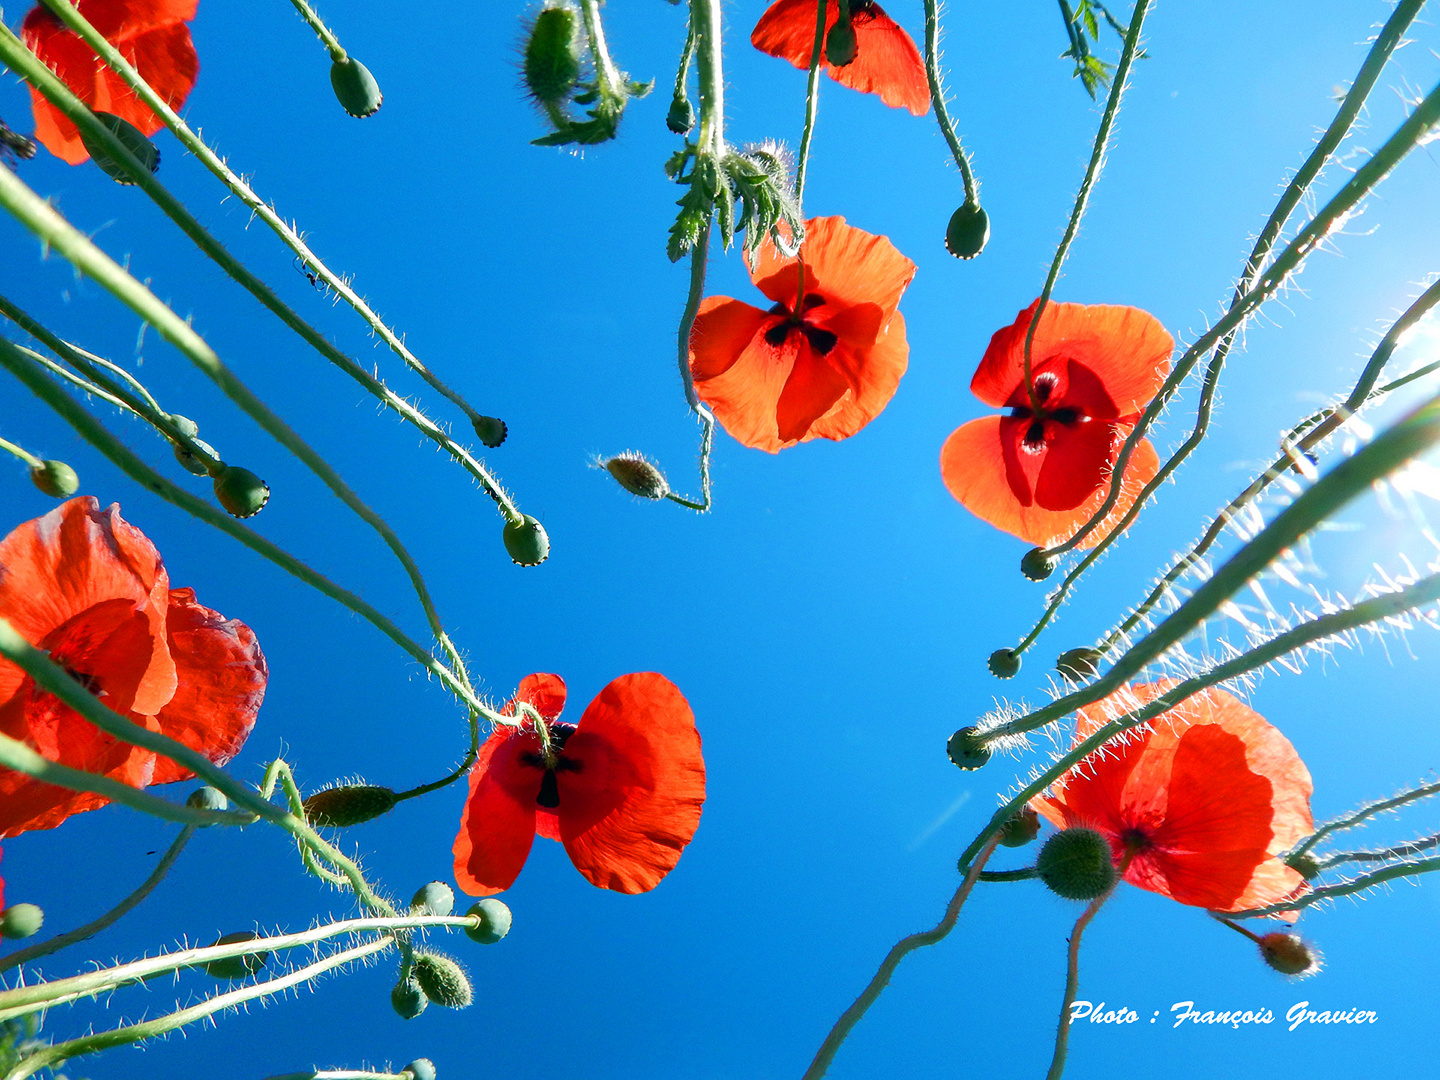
511,672 -> 567,723
752,217 -> 917,316
689,297 -> 771,381
453,728 -> 542,897
775,344 -> 855,443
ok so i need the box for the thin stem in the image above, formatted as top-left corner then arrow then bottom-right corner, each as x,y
793,0 -> 828,208
1047,884 -> 1117,1080
977,866 -> 1039,882
691,0 -> 725,159
672,14 -> 696,115
0,434 -> 41,469
0,826 -> 194,974
664,224 -> 717,511
1232,855 -> 1440,919
1317,830 -> 1440,870
921,0 -> 978,205
800,833 -> 1002,1080
1291,779 -> 1440,861
285,0 -> 347,60
392,746 -> 479,802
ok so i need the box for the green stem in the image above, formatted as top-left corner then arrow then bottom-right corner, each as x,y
921,0 -> 978,205
1231,856 -> 1440,919
691,0 -> 726,160
579,0 -> 626,104
977,866 -> 1039,882
1291,778 -> 1440,861
0,434 -> 41,469
665,223 -> 716,512
1317,830 -> 1440,870
793,0 -> 827,209
285,0 -> 347,60
1047,885 -> 1116,1080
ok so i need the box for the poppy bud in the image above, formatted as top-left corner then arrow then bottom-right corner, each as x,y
1056,647 -> 1102,681
0,903 -> 44,940
410,881 -> 455,917
169,414 -> 200,439
944,201 -> 990,260
464,899 -> 512,945
391,976 -> 429,1019
29,459 -> 79,498
1258,932 -> 1322,977
998,806 -> 1040,848
412,952 -> 473,1009
186,785 -> 229,820
213,465 -> 270,518
302,784 -> 398,827
330,57 -> 383,118
503,514 -> 550,566
472,415 -> 508,448
174,436 -> 219,476
1285,853 -> 1321,881
987,648 -> 1020,679
80,112 -> 159,183
203,931 -> 270,979
523,4 -> 583,110
825,19 -> 858,67
946,725 -> 992,770
604,453 -> 670,500
667,93 -> 695,135
404,1061 -> 438,1080
1036,827 -> 1117,900
1020,547 -> 1056,581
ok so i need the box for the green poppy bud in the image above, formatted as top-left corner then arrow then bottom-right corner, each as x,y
1020,547 -> 1056,581
213,465 -> 270,518
410,881 -> 455,917
825,20 -> 857,66
944,202 -> 990,260
29,460 -> 79,498
1056,647 -> 1103,682
464,898 -> 512,945
524,4 -> 582,110
666,93 -> 695,135
80,112 -> 159,183
472,415 -> 508,448
330,57 -> 383,118
203,931 -> 270,979
987,648 -> 1020,679
503,514 -> 550,566
998,806 -> 1040,848
404,1060 -> 438,1080
412,952 -> 473,1009
302,784 -> 398,827
1258,932 -> 1321,977
169,414 -> 200,439
174,436 -> 219,476
605,453 -> 670,500
1285,853 -> 1321,881
946,726 -> 991,770
186,785 -> 229,820
1037,827 -> 1117,900
391,976 -> 429,1019
0,903 -> 44,940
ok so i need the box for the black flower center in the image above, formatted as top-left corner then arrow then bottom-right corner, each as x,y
1008,374 -> 1083,449
763,293 -> 838,355
519,723 -> 582,809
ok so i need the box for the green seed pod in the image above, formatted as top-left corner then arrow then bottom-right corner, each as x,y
1020,547 -> 1056,581
212,465 -> 270,518
404,1060 -> 438,1080
302,784 -> 398,827
1056,647 -> 1103,682
1036,827 -> 1117,900
605,453 -> 670,500
998,806 -> 1041,848
524,4 -> 583,109
666,93 -> 695,135
203,931 -> 270,979
946,726 -> 992,771
29,460 -> 79,498
410,881 -> 456,917
330,57 -> 383,118
1285,853 -> 1321,881
944,201 -> 990,260
825,20 -> 858,66
412,952 -> 473,1009
472,415 -> 508,448
1258,932 -> 1321,977
0,903 -> 44,940
174,436 -> 219,476
464,898 -> 512,945
391,976 -> 429,1020
503,514 -> 550,566
80,112 -> 159,183
987,648 -> 1020,679
186,785 -> 229,820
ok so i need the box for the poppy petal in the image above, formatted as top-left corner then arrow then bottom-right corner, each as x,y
775,345 -> 855,443
689,297 -> 772,381
806,311 -> 909,443
558,673 -> 705,894
511,672 -> 567,723
453,729 -> 542,896
752,217 -> 917,315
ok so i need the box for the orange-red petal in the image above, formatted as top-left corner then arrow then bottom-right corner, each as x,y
510,672 -> 567,723
751,216 -> 917,316
453,727 -> 543,897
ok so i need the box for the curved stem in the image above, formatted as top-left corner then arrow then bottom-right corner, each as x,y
1291,778 -> 1440,862
1232,856 -> 1440,919
793,0 -> 828,209
921,0 -> 977,205
1047,884 -> 1117,1080
285,0 -> 347,60
0,434 -> 41,470
665,224 -> 717,511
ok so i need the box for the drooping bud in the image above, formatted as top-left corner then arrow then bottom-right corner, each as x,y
503,514 -> 550,566
1056,647 -> 1103,682
1258,932 -> 1322,977
944,201 -> 990,260
472,415 -> 508,448
825,19 -> 857,66
412,952 -> 473,1009
404,1060 -> 438,1080
410,881 -> 455,917
987,648 -> 1020,679
0,903 -> 44,940
391,976 -> 429,1019
1285,853 -> 1321,881
186,785 -> 229,821
998,806 -> 1041,848
203,931 -> 270,979
1036,827 -> 1117,900
330,57 -> 383,118
946,726 -> 991,770
523,4 -> 583,112
213,465 -> 270,518
1020,547 -> 1056,581
29,460 -> 78,498
174,435 -> 219,476
302,784 -> 398,827
604,453 -> 670,500
464,899 -> 512,945
666,93 -> 695,135
80,112 -> 159,183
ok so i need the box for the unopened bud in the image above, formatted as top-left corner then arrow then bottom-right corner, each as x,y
391,976 -> 429,1019
0,903 -> 44,939
302,784 -> 398,827
412,952 -> 473,1009
999,806 -> 1040,848
186,785 -> 229,821
1285,853 -> 1321,881
605,453 -> 670,500
213,465 -> 270,518
410,881 -> 455,917
524,4 -> 582,109
946,726 -> 991,770
1020,547 -> 1056,581
464,898 -> 512,945
330,57 -> 383,118
80,112 -> 159,183
667,93 -> 695,135
472,415 -> 508,448
29,460 -> 78,498
825,20 -> 857,66
203,931 -> 269,979
174,436 -> 219,476
1056,647 -> 1102,682
503,514 -> 550,566
1037,827 -> 1116,900
944,201 -> 990,260
1258,932 -> 1321,977
987,648 -> 1020,679
404,1060 -> 438,1080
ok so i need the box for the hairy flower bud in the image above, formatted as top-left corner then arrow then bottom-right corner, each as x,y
302,784 -> 398,827
213,465 -> 271,518
412,952 -> 473,1009
29,460 -> 78,498
666,93 -> 695,135
605,453 -> 670,500
186,785 -> 229,821
464,899 -> 513,945
524,4 -> 583,110
1056,647 -> 1103,682
391,976 -> 429,1019
203,931 -> 270,979
825,19 -> 857,66
987,648 -> 1020,679
1037,827 -> 1117,900
0,903 -> 44,940
410,881 -> 455,917
1258,932 -> 1322,977
998,806 -> 1040,848
80,112 -> 159,183
1020,547 -> 1056,581
503,514 -> 550,566
944,201 -> 990,260
946,726 -> 992,770
330,57 -> 383,118
472,415 -> 508,448
404,1060 -> 438,1080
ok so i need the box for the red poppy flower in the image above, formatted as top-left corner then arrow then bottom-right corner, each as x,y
689,215 -> 916,452
941,300 -> 1173,548
1030,682 -> 1313,914
21,0 -> 200,166
0,497 -> 265,838
453,672 -> 705,895
751,0 -> 930,116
